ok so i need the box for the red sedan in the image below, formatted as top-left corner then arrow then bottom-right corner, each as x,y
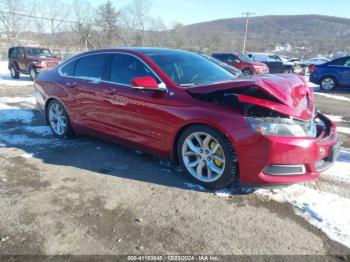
34,48 -> 340,189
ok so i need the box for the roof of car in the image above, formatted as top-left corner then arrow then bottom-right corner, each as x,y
10,46 -> 50,49
81,47 -> 193,56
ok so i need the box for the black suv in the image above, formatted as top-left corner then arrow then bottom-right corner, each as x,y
247,53 -> 295,74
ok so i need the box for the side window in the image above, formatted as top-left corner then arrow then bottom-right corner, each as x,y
329,58 -> 346,66
74,54 -> 109,80
345,59 -> 350,67
18,48 -> 25,58
227,55 -> 235,63
213,54 -> 224,62
9,48 -> 17,58
61,60 -> 77,77
267,55 -> 277,62
110,54 -> 157,86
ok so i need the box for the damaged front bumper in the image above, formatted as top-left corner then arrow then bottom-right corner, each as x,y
232,113 -> 340,185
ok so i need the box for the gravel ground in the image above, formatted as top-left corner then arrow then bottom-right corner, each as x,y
0,77 -> 349,257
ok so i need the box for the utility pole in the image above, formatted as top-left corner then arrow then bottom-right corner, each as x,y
242,11 -> 255,54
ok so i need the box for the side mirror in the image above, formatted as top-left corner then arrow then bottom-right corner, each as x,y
131,76 -> 166,92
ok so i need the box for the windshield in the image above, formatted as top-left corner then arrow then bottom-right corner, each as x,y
26,48 -> 51,57
149,52 -> 235,87
238,54 -> 252,62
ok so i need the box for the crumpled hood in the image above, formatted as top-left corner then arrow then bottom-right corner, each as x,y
188,74 -> 315,121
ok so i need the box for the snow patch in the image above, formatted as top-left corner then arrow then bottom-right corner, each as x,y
337,127 -> 350,134
0,61 -> 32,87
323,150 -> 350,183
257,185 -> 350,248
24,126 -> 52,136
183,182 -> 205,191
21,153 -> 34,159
0,96 -> 36,106
326,115 -> 345,122
315,92 -> 350,102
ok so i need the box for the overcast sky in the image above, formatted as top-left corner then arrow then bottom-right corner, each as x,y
90,0 -> 350,25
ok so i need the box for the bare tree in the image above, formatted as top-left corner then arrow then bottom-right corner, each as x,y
147,16 -> 167,46
167,22 -> 186,49
40,0 -> 69,48
120,0 -> 151,46
95,0 -> 119,48
71,0 -> 94,50
0,0 -> 27,46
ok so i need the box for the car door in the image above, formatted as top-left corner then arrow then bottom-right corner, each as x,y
266,55 -> 283,73
96,53 -> 170,152
340,58 -> 350,86
59,53 -> 112,130
327,57 -> 350,87
17,47 -> 26,71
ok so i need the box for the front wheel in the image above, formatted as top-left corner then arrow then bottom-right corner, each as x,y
47,100 -> 73,138
242,69 -> 253,76
178,125 -> 238,189
29,66 -> 37,81
283,67 -> 293,74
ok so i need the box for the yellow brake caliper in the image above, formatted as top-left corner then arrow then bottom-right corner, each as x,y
210,141 -> 223,167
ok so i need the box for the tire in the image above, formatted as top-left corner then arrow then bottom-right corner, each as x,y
10,65 -> 20,79
46,99 -> 73,138
283,67 -> 293,74
177,125 -> 238,189
242,69 -> 253,76
320,76 -> 337,91
29,66 -> 37,81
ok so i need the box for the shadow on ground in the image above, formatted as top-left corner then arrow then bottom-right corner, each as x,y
0,107 -> 255,195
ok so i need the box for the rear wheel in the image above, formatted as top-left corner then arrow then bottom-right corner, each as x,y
47,100 -> 73,138
283,67 -> 293,74
10,65 -> 20,79
242,69 -> 253,76
178,125 -> 238,189
320,76 -> 337,91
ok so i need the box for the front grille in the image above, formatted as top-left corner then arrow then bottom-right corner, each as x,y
44,61 -> 58,68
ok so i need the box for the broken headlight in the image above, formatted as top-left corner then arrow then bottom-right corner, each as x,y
246,117 -> 317,137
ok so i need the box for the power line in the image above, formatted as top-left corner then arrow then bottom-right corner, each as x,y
242,11 -> 255,54
0,10 -> 77,24
0,10 -> 137,32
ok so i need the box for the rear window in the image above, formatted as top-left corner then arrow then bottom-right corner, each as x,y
61,60 -> 77,77
74,54 -> 109,80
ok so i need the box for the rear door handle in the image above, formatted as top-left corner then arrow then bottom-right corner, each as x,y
66,82 -> 77,88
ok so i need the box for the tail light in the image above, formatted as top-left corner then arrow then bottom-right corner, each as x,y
309,64 -> 318,73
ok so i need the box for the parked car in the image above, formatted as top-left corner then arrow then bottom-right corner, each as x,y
35,48 -> 339,189
248,53 -> 295,73
302,57 -> 330,67
212,53 -> 269,76
200,54 -> 243,77
8,46 -> 61,80
310,56 -> 350,90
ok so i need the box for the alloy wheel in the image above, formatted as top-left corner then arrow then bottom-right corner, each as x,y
48,102 -> 67,136
321,78 -> 335,90
182,132 -> 226,183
